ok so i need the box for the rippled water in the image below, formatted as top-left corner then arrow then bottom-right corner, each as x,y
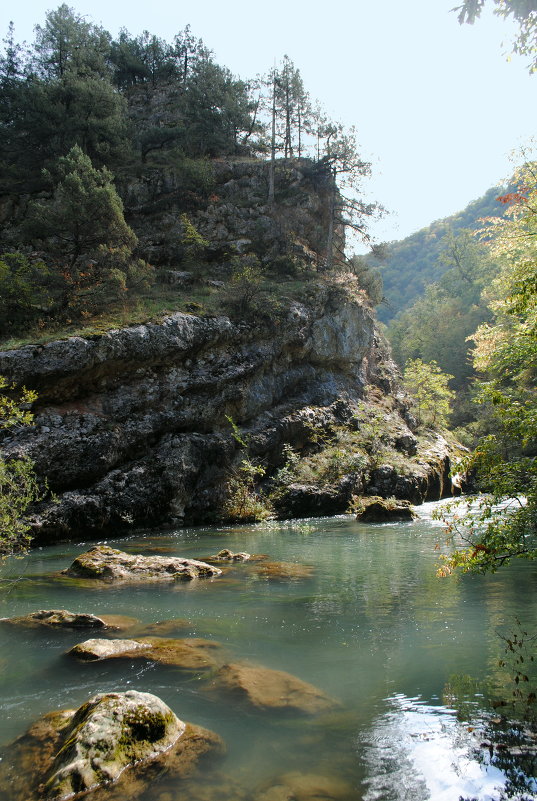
1,501 -> 536,800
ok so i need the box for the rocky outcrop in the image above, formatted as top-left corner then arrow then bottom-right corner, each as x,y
0,278 -> 459,542
0,691 -> 223,801
62,545 -> 222,582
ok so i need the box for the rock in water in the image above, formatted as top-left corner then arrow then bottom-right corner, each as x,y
41,691 -> 184,799
0,693 -> 224,801
209,549 -> 251,562
355,496 -> 417,522
0,610 -> 108,629
208,662 -> 336,715
62,545 -> 222,582
68,636 -> 221,671
68,639 -> 152,661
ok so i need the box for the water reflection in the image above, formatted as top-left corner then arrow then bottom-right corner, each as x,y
360,694 -> 507,801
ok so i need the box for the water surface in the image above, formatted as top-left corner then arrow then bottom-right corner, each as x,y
1,501 -> 536,800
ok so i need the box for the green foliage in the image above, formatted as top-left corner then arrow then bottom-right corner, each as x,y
179,214 -> 209,268
0,378 -> 42,557
374,187 -> 505,324
223,416 -> 272,521
437,161 -> 537,574
349,253 -> 383,305
0,252 -> 63,336
455,0 -> 537,71
23,145 -> 153,317
403,358 -> 455,428
223,254 -> 265,317
223,458 -> 272,522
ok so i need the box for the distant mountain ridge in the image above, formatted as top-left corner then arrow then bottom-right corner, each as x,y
375,185 -> 507,324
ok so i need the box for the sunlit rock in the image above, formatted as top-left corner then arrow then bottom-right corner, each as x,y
62,545 -> 222,582
355,496 -> 417,522
0,691 -> 223,801
68,636 -> 221,670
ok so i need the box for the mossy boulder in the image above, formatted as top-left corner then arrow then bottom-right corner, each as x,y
208,662 -> 336,715
355,496 -> 417,522
41,691 -> 183,799
62,545 -> 222,583
0,691 -> 224,801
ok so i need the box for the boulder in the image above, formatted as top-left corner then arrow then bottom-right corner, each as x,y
355,496 -> 417,522
272,483 -> 352,518
0,691 -> 223,801
62,545 -> 222,582
68,637 -> 221,671
208,662 -> 336,715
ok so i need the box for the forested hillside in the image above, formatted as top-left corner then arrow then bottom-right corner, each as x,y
0,5 -> 379,343
374,186 -> 506,323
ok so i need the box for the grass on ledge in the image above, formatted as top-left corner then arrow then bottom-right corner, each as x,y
0,273 -> 313,351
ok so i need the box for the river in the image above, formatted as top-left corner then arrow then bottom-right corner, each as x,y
0,501 -> 536,800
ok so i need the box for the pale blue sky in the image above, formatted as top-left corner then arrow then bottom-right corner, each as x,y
4,1 -> 536,247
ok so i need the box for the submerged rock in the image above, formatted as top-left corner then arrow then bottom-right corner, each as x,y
208,662 -> 336,715
131,618 -> 191,637
62,545 -> 222,583
68,636 -> 221,670
0,691 -> 223,801
355,496 -> 417,522
254,561 -> 314,581
256,771 -> 354,801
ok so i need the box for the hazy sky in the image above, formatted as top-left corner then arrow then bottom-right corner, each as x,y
4,1 -> 536,247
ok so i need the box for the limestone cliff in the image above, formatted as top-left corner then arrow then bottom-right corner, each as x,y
0,289 -> 455,544
0,158 -> 457,544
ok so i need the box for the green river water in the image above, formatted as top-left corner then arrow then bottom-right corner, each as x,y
0,501 -> 536,800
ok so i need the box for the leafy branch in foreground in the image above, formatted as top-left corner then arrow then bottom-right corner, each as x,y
436,160 -> 537,574
0,377 -> 43,557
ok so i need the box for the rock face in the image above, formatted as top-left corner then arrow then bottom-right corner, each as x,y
62,545 -> 222,582
208,662 -> 335,715
0,691 -> 223,801
0,160 -> 460,544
